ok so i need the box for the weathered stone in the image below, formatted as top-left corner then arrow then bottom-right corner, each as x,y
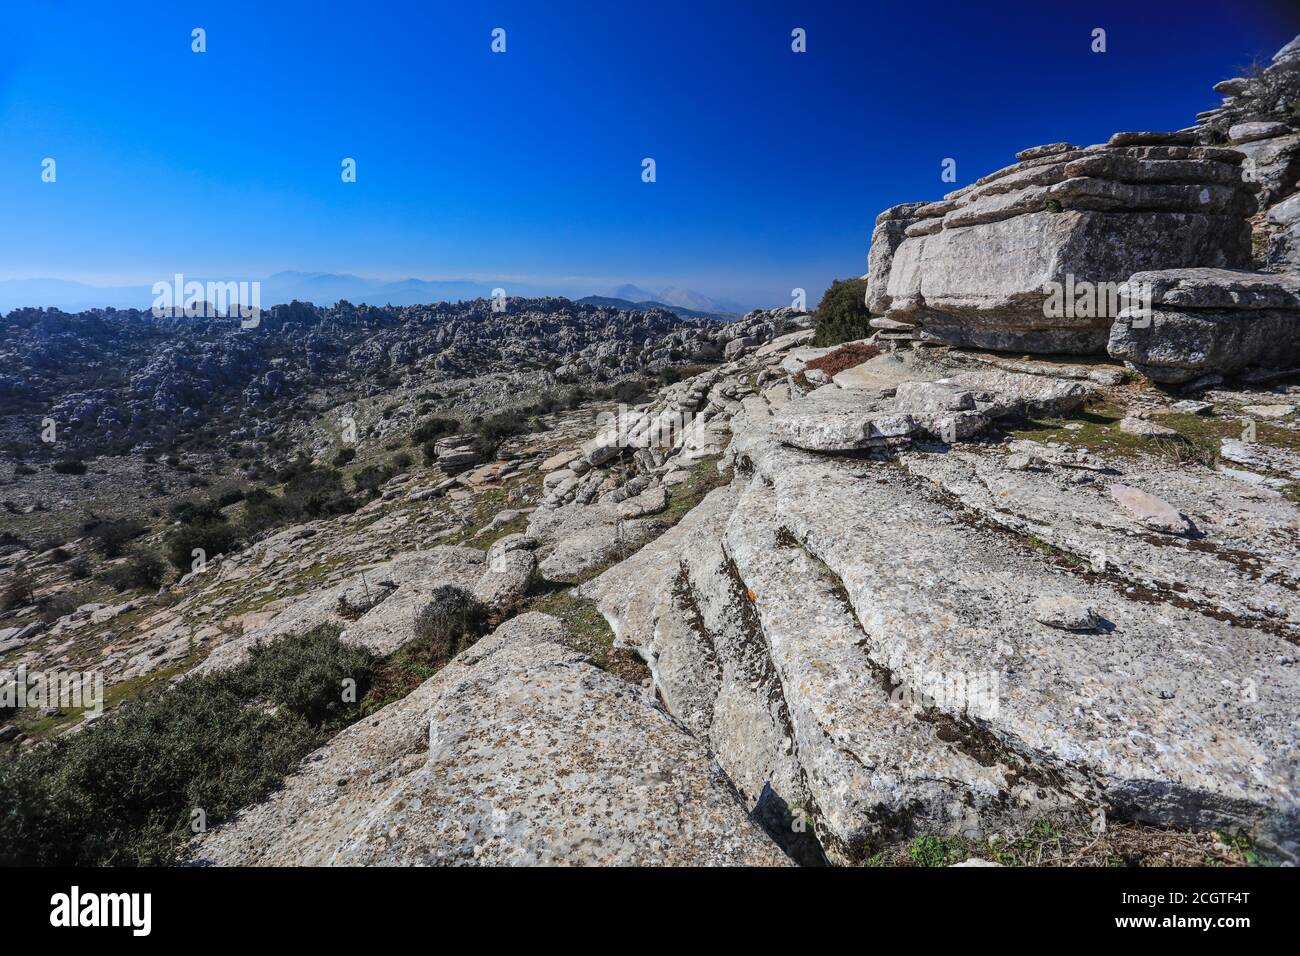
1032,595 -> 1103,632
866,203 -> 928,314
195,547 -> 486,674
1119,417 -> 1179,437
1232,133 -> 1300,206
884,210 -> 1250,353
1015,142 -> 1078,161
472,548 -> 537,612
1108,483 -> 1193,535
1108,131 -> 1199,147
189,614 -> 789,866
1229,121 -> 1291,144
1108,269 -> 1300,383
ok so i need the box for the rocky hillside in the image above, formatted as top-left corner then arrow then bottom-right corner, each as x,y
2,35 -> 1299,868
0,296 -> 783,463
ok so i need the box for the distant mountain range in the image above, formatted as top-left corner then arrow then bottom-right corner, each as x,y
0,272 -> 755,317
575,296 -> 739,322
607,284 -> 748,317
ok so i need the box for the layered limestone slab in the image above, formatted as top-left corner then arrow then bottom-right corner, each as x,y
869,136 -> 1257,353
1108,268 -> 1300,383
884,210 -> 1251,353
722,479 -> 1042,860
190,614 -> 789,866
525,491 -> 670,583
742,435 -> 1300,858
899,443 -> 1300,638
578,485 -> 809,839
769,366 -> 1090,451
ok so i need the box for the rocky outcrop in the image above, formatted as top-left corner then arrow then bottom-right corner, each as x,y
194,546 -> 487,674
189,613 -> 788,866
1107,268 -> 1300,383
562,336 -> 1300,863
1199,37 -> 1300,208
867,138 -> 1255,353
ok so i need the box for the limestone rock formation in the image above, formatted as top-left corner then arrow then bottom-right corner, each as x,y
190,614 -> 788,866
1107,268 -> 1300,383
568,339 -> 1300,863
866,140 -> 1255,353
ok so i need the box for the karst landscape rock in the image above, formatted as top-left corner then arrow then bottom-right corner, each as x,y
3,32 -> 1300,871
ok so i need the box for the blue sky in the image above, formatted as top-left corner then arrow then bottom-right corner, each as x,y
1,0 -> 1297,309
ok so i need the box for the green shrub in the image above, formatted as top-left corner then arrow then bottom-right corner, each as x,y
280,464 -> 355,519
242,628 -> 376,726
65,557 -> 91,580
240,487 -> 287,536
0,573 -> 34,612
87,518 -> 147,559
411,416 -> 459,445
51,459 -> 87,475
468,412 -> 528,459
331,447 -> 357,467
353,463 -> 394,495
813,277 -> 873,347
612,379 -> 650,404
413,585 -> 488,663
165,520 -> 239,571
99,549 -> 166,592
0,625 -> 375,866
38,589 -> 90,624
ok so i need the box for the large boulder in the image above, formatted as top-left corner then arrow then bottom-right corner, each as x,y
1107,268 -> 1300,383
869,141 -> 1255,353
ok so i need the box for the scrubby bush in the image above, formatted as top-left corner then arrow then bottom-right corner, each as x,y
413,585 -> 489,663
813,277 -> 873,347
169,497 -> 225,525
87,518 -> 147,559
331,447 -> 356,467
612,379 -> 651,404
0,573 -> 34,612
99,549 -> 166,592
279,462 -> 355,519
411,416 -> 459,446
65,557 -> 91,580
165,520 -> 238,571
51,459 -> 87,475
38,589 -> 89,624
240,487 -> 287,537
353,463 -> 394,495
242,628 -> 376,726
0,625 -> 376,866
468,412 -> 529,460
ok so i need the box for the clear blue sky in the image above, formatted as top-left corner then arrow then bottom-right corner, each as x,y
1,0 -> 1296,308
